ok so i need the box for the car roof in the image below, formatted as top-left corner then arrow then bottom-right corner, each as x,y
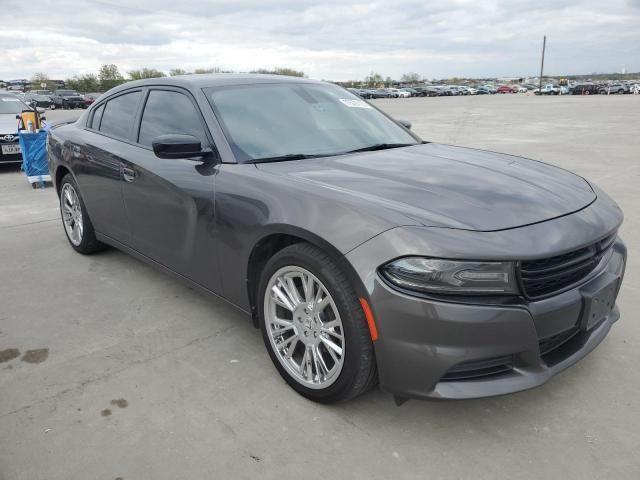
107,73 -> 322,96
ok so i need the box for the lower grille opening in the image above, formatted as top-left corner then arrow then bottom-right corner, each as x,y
539,327 -> 583,366
539,327 -> 580,356
441,355 -> 514,381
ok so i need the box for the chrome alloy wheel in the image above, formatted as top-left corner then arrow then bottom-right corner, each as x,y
264,266 -> 345,389
60,183 -> 84,246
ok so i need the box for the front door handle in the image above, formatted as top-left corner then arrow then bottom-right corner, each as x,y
121,166 -> 136,183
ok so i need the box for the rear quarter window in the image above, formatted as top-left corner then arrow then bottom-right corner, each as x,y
90,104 -> 105,130
99,91 -> 142,140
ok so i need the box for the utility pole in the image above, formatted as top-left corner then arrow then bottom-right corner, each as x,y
539,35 -> 546,94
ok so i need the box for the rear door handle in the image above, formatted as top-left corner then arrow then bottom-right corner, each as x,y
121,165 -> 136,183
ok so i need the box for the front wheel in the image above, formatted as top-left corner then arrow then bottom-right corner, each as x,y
257,243 -> 377,403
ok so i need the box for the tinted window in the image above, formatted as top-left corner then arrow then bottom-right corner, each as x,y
205,83 -> 417,162
99,91 -> 141,140
90,104 -> 105,130
138,90 -> 207,147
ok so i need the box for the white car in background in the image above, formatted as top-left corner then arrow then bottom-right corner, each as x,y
0,93 -> 30,163
386,88 -> 410,98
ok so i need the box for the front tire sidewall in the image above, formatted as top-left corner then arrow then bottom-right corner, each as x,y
257,245 -> 374,403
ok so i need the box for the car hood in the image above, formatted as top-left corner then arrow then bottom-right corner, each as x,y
0,114 -> 19,134
256,143 -> 596,232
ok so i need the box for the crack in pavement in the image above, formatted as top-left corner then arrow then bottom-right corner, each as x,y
0,218 -> 59,230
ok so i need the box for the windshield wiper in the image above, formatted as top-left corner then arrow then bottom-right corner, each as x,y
344,143 -> 416,154
246,153 -> 331,164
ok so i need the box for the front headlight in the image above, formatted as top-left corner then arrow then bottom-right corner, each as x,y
380,257 -> 518,295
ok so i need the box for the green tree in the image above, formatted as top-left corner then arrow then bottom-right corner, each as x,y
98,64 -> 125,91
364,71 -> 383,87
31,72 -> 49,83
128,68 -> 166,80
400,72 -> 421,84
251,67 -> 305,77
193,67 -> 223,74
66,74 -> 100,93
169,68 -> 187,76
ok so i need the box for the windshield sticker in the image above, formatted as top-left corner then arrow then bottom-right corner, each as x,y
1,98 -> 20,102
339,98 -> 372,109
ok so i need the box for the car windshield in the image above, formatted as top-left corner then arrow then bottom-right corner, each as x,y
0,96 -> 29,114
205,82 -> 418,162
58,91 -> 79,96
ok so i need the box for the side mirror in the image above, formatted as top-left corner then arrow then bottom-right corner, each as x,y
152,134 -> 206,159
36,107 -> 46,114
398,120 -> 412,130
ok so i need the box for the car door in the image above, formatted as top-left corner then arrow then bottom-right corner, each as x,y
120,87 -> 221,293
75,90 -> 143,245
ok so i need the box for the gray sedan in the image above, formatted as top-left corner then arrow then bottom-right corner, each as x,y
47,75 -> 626,403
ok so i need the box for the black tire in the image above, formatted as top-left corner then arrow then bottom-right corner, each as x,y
58,173 -> 105,254
257,242 -> 377,403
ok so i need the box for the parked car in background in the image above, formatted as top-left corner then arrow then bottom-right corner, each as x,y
51,90 -> 87,109
82,93 -> 101,106
414,86 -> 441,97
21,92 -> 54,109
0,93 -> 31,163
496,85 -> 516,94
372,88 -> 393,98
536,84 -> 561,95
476,86 -> 492,94
385,88 -> 410,98
598,84 -> 629,95
399,88 -> 423,97
30,89 -> 54,96
48,74 -> 627,404
464,87 -> 478,95
448,86 -> 469,95
570,84 -> 599,95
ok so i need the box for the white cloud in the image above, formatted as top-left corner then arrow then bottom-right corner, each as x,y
1,0 -> 638,80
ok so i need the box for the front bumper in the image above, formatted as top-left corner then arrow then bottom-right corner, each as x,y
363,239 -> 626,400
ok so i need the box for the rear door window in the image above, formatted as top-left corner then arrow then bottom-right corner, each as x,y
138,90 -> 207,147
99,91 -> 142,140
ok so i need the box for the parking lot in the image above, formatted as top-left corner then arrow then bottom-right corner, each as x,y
1,94 -> 639,479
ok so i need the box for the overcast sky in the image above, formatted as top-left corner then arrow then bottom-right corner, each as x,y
1,0 -> 639,81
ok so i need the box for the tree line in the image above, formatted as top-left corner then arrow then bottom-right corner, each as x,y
46,65 -> 305,92
30,67 -> 427,93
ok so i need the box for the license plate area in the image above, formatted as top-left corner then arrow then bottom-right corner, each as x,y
580,275 -> 618,331
1,144 -> 21,155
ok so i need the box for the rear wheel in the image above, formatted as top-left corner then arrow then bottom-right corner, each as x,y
257,243 -> 377,403
59,174 -> 105,254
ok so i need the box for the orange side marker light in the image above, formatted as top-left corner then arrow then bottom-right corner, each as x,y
359,298 -> 379,342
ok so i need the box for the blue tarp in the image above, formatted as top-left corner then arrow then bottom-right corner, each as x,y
18,130 -> 49,179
